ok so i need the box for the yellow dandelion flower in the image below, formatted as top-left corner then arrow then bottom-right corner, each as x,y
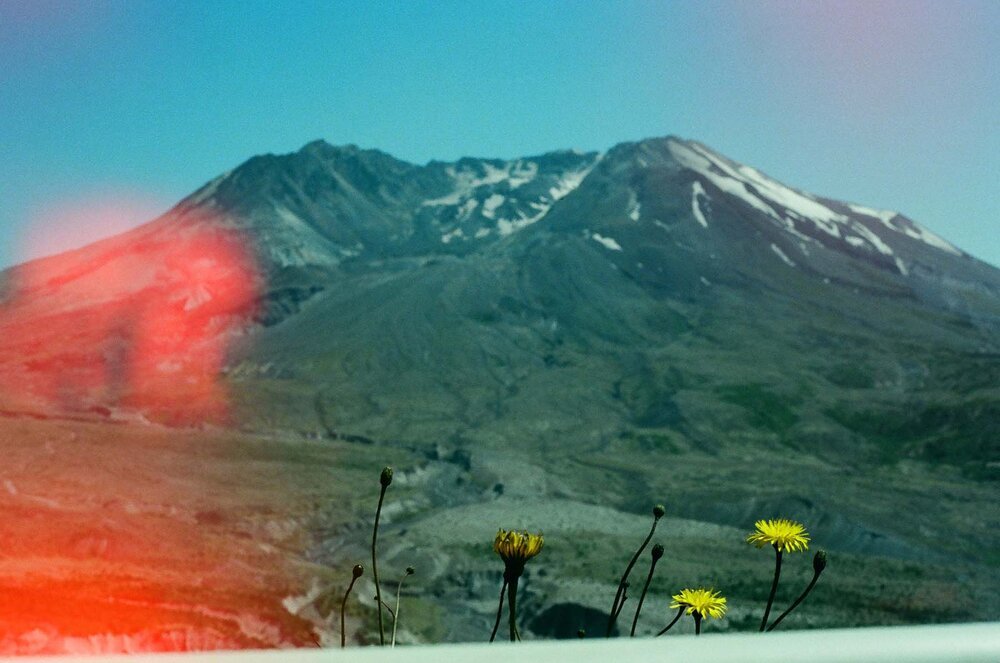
492,529 -> 543,642
493,529 -> 544,566
670,588 -> 728,620
746,518 -> 810,553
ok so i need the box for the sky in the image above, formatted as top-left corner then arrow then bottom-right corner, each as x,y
1,0 -> 997,267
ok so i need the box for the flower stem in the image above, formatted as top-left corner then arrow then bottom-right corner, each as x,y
767,570 -> 820,631
613,582 -> 629,621
629,554 -> 661,636
340,570 -> 362,648
607,515 -> 660,636
489,578 -> 508,643
694,612 -> 702,636
375,596 -> 395,619
655,606 -> 685,636
372,482 -> 388,645
760,545 -> 783,632
391,568 -> 414,647
507,574 -> 521,642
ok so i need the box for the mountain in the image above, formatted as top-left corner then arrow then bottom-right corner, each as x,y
0,136 -> 997,647
7,136 -> 994,464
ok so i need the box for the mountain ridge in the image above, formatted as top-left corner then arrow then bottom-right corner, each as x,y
0,135 -> 996,466
1,136 -> 997,642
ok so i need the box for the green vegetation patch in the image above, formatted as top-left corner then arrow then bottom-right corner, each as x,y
716,384 -> 801,433
826,400 -> 1000,473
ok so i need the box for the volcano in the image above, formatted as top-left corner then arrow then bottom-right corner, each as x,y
0,136 -> 997,650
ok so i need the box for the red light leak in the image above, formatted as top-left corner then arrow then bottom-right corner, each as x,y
16,193 -> 166,265
0,207 -> 262,425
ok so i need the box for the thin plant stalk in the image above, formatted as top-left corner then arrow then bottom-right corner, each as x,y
766,574 -> 818,631
759,545 -> 783,631
630,544 -> 664,637
613,582 -> 630,621
617,594 -> 628,619
767,551 -> 826,632
507,573 -> 521,642
372,467 -> 392,645
655,606 -> 685,636
694,612 -> 702,636
340,565 -> 364,648
607,535 -> 652,631
489,578 -> 508,643
607,506 -> 663,636
375,596 -> 395,619
392,567 -> 414,647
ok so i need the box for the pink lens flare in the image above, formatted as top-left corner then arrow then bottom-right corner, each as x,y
0,204 -> 262,425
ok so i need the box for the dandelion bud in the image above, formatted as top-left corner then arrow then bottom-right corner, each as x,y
380,466 -> 394,487
352,564 -> 364,578
405,566 -> 415,576
651,543 -> 664,560
577,629 -> 586,638
653,504 -> 665,519
813,550 -> 827,574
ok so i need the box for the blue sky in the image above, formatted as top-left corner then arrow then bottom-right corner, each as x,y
1,0 -> 997,267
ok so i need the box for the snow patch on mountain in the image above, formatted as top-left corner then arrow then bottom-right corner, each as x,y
848,203 -> 897,224
493,158 -> 601,236
771,243 -> 796,267
548,160 -> 599,203
734,161 -> 847,228
497,210 -> 546,237
668,139 -> 966,265
456,198 -> 478,221
628,201 -> 641,222
901,224 -> 960,255
851,222 -> 894,256
592,233 -> 623,251
669,141 -> 783,221
422,163 -> 513,207
507,161 -> 538,189
672,140 -> 850,237
482,194 -> 505,219
421,154 -> 600,239
627,189 -> 641,221
691,181 -> 709,228
847,203 -> 961,255
423,159 -> 544,208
